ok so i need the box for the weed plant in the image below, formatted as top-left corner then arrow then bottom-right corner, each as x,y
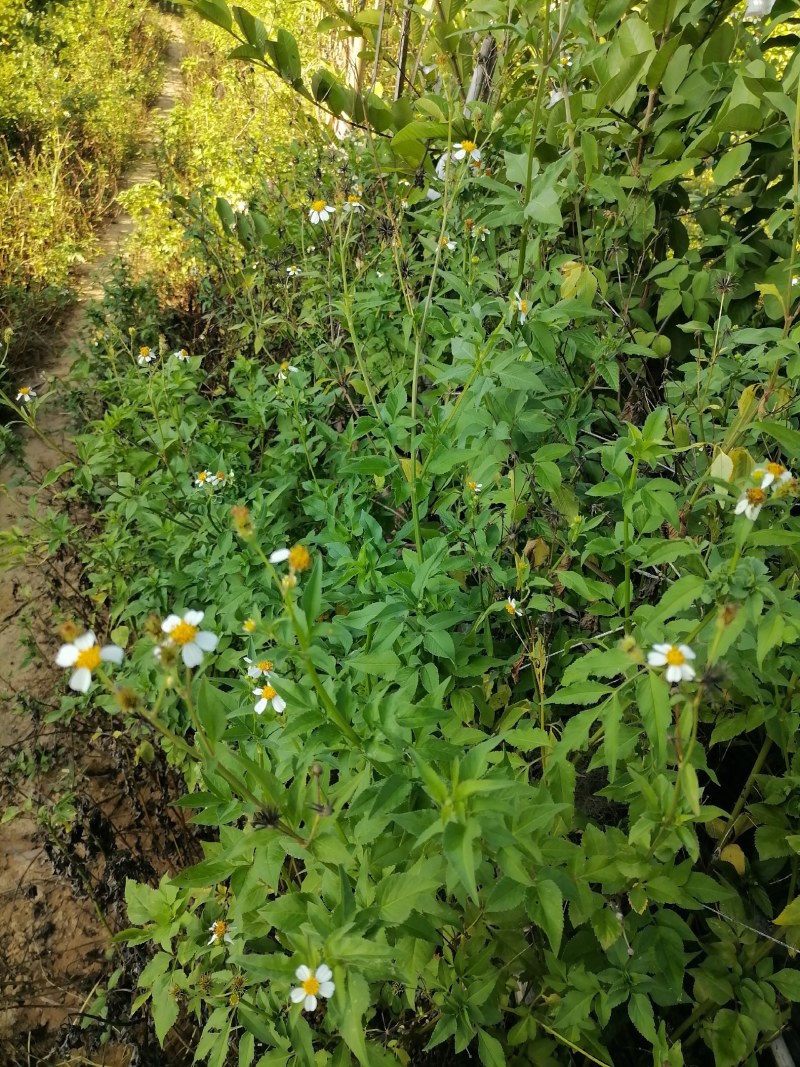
7,0 -> 800,1066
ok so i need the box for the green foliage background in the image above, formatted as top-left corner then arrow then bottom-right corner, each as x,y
12,0 -> 800,1065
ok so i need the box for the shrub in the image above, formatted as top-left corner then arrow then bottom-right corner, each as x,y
28,0 -> 800,1065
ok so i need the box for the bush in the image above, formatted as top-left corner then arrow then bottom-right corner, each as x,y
31,0 -> 800,1065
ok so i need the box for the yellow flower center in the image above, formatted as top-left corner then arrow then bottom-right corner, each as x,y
519,299 -> 528,313
746,488 -> 766,506
261,684 -> 277,700
197,471 -> 207,482
212,920 -> 228,938
505,601 -> 516,615
257,660 -> 274,671
460,140 -> 477,151
301,976 -> 320,996
243,619 -> 256,633
216,471 -> 226,481
348,195 -> 361,204
311,199 -> 326,212
467,479 -> 479,492
139,346 -> 150,357
665,647 -> 685,666
465,218 -> 474,230
288,545 -> 311,572
766,462 -> 786,478
280,361 -> 290,372
170,620 -> 198,646
75,644 -> 101,670
18,387 -> 30,395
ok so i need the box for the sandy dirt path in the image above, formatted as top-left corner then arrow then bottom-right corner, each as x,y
0,21 -> 185,1063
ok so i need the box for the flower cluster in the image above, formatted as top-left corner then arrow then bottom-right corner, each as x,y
194,470 -> 233,489
735,461 -> 794,521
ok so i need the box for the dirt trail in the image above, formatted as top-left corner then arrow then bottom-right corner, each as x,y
0,20 -> 185,1062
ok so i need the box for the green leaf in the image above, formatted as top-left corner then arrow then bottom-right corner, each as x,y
196,679 -> 228,743
637,672 -> 671,767
190,0 -> 233,32
525,188 -> 562,227
376,858 -> 443,924
770,969 -> 800,1000
443,820 -> 480,903
275,28 -> 302,84
301,555 -> 323,626
526,880 -> 563,952
712,142 -> 751,186
349,650 -> 401,674
546,681 -> 612,706
478,1029 -> 507,1067
422,629 -> 456,661
708,1009 -> 758,1067
337,971 -> 371,1065
390,120 -> 449,165
775,895 -> 800,927
758,420 -> 800,458
151,973 -> 180,1046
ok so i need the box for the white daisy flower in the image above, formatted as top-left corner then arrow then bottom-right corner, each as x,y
475,225 -> 490,242
505,598 -> 523,617
734,488 -> 767,521
173,348 -> 190,361
194,470 -> 216,488
647,643 -> 696,683
307,245 -> 316,253
343,194 -> 365,213
253,682 -> 286,715
309,200 -> 335,224
513,291 -> 529,323
207,919 -> 234,945
269,545 -> 312,572
753,462 -> 792,491
56,631 -> 124,693
467,479 -> 482,495
212,470 -> 232,487
15,386 -> 36,404
453,139 -> 481,162
398,179 -> 411,188
278,361 -> 298,380
233,200 -> 248,214
161,610 -> 219,668
137,347 -> 155,366
290,963 -> 335,1012
244,656 -> 274,679
286,265 -> 301,277
439,236 -> 456,252
243,618 -> 257,634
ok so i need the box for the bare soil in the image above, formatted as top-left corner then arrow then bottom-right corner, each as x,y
0,22 -> 192,1066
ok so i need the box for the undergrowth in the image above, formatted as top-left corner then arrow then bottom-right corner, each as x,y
5,0 -> 800,1065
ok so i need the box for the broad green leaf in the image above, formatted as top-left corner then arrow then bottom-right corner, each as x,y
712,142 -> 751,186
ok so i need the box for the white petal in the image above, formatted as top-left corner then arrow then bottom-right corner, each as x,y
254,699 -> 267,714
761,472 -> 775,487
207,934 -> 216,945
303,994 -> 317,1012
665,665 -> 681,684
69,667 -> 92,693
472,149 -> 482,161
734,498 -> 748,514
182,642 -> 204,668
678,645 -> 695,660
56,643 -> 79,667
194,630 -> 218,652
295,965 -> 311,982
184,610 -> 204,626
453,148 -> 465,160
270,548 -> 290,563
647,652 -> 667,667
318,981 -> 335,998
247,666 -> 261,678
315,964 -> 332,983
272,695 -> 286,715
290,987 -> 306,1003
651,643 -> 671,654
101,645 -> 124,664
681,664 -> 696,681
75,631 -> 97,650
162,614 -> 180,633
